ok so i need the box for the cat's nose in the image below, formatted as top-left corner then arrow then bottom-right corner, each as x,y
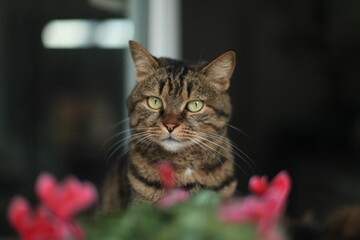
163,123 -> 179,133
162,112 -> 180,133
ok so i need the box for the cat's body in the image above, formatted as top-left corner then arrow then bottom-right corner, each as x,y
101,41 -> 237,211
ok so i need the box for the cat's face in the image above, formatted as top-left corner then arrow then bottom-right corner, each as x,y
128,41 -> 236,152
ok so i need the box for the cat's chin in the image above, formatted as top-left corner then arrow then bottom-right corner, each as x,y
159,139 -> 190,152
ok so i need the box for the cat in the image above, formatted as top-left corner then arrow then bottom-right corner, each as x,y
101,41 -> 237,212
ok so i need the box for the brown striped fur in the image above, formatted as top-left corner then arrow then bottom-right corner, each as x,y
101,41 -> 237,211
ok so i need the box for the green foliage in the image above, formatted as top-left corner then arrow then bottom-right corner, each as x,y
81,191 -> 257,240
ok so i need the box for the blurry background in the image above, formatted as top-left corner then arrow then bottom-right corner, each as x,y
0,0 -> 359,236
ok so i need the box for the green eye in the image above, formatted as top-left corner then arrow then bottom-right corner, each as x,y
147,97 -> 163,110
186,100 -> 204,113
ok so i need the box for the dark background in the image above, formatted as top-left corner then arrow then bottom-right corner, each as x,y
1,0 -> 359,237
182,0 -> 360,221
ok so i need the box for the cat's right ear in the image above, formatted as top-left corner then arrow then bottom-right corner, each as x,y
129,41 -> 159,82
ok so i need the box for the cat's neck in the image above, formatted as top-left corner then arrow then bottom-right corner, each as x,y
129,138 -> 233,172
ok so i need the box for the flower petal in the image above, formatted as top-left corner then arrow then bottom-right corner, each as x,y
219,171 -> 292,240
35,172 -> 57,206
269,171 -> 291,195
158,189 -> 189,208
7,196 -> 32,231
35,173 -> 97,220
157,161 -> 175,189
56,178 -> 97,219
249,175 -> 268,196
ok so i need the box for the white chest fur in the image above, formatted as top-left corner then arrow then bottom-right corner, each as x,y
184,168 -> 193,176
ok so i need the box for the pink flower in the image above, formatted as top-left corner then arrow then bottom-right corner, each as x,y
36,173 -> 97,220
158,189 -> 189,208
7,173 -> 97,240
219,171 -> 291,240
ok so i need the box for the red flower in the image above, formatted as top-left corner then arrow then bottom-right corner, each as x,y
219,171 -> 291,240
249,175 -> 268,196
157,161 -> 175,189
7,173 -> 97,240
36,173 -> 97,220
8,197 -> 71,240
156,161 -> 189,208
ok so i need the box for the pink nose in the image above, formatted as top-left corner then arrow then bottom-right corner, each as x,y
163,123 -> 178,133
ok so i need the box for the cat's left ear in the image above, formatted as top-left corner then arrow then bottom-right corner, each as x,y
201,51 -> 236,91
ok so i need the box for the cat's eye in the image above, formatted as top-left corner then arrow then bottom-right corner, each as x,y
147,97 -> 163,110
186,100 -> 204,113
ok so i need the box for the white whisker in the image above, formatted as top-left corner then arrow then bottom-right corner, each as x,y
107,117 -> 130,131
105,132 -> 149,163
201,132 -> 256,169
193,134 -> 247,174
182,130 -> 252,175
226,123 -> 250,138
115,133 -> 156,162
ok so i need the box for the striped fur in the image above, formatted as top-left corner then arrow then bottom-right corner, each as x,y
101,41 -> 236,211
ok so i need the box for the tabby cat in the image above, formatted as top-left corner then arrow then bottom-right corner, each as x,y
101,41 -> 237,211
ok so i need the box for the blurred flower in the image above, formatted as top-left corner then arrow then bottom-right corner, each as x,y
249,175 -> 268,196
156,161 -> 189,208
7,173 -> 97,240
36,173 -> 97,220
158,189 -> 189,208
157,161 -> 175,189
8,197 -> 71,240
219,171 -> 291,240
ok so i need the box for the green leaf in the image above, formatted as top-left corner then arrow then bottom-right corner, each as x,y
80,191 -> 258,240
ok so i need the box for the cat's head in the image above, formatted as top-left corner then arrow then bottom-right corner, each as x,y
128,41 -> 236,152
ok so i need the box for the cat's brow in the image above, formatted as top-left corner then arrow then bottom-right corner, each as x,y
159,80 -> 166,95
186,81 -> 193,98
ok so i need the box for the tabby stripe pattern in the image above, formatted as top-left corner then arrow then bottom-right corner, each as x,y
101,42 -> 238,211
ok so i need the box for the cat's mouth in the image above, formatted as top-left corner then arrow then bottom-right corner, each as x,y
159,135 -> 189,152
162,136 -> 180,142
160,132 -> 181,142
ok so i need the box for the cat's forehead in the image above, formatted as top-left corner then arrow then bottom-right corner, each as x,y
157,61 -> 208,102
133,57 -> 218,106
158,57 -> 191,71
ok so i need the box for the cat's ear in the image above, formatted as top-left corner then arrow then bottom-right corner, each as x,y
129,41 -> 159,82
201,51 -> 236,91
